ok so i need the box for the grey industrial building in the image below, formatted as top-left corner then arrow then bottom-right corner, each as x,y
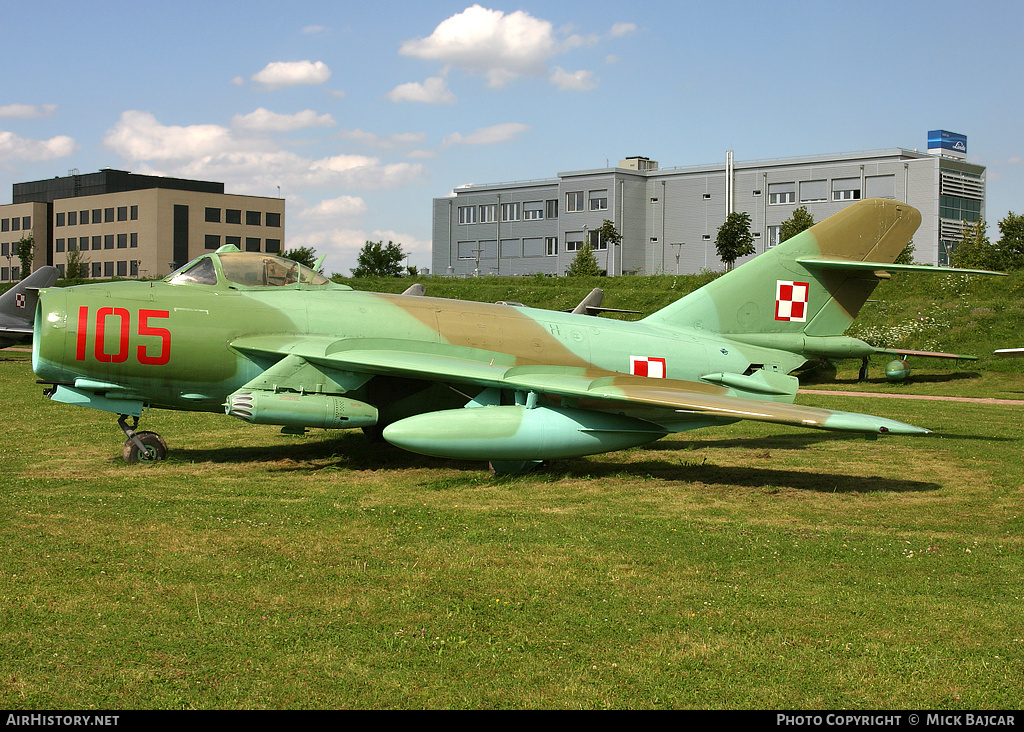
431,135 -> 984,277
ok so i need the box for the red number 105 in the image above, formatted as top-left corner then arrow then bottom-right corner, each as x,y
75,307 -> 171,365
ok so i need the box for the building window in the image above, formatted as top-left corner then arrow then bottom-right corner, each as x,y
589,191 -> 608,211
104,262 -> 114,277
117,206 -> 128,222
226,209 -> 242,224
500,239 -> 520,258
587,230 -> 608,251
104,208 -> 114,223
130,205 -> 138,220
767,225 -> 781,248
22,216 -> 29,229
205,207 -> 220,223
92,209 -> 101,224
205,235 -> 221,250
92,236 -> 101,251
545,199 -> 558,219
265,239 -> 281,253
800,180 -> 827,203
92,262 -> 102,278
11,217 -> 19,230
67,211 -> 77,226
266,212 -> 281,227
245,237 -> 260,252
565,232 -> 584,252
56,239 -> 65,252
130,233 -> 138,248
768,183 -> 795,205
56,212 -> 65,227
702,193 -> 711,200
546,237 -> 558,256
501,202 -> 520,221
117,233 -> 128,249
117,261 -> 128,277
458,205 -> 477,225
832,178 -> 861,201
1,219 -> 8,232
246,211 -> 261,226
478,204 -> 497,223
67,238 -> 77,251
524,202 -> 543,220
225,236 -> 241,248
523,237 -> 544,257
566,191 -> 584,213
457,241 -> 476,260
104,235 -> 114,250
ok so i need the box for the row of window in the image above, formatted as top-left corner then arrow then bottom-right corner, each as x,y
56,260 -> 141,279
56,206 -> 138,226
205,208 -> 281,227
457,237 -> 560,259
457,190 -> 611,225
1,216 -> 32,232
55,233 -> 138,252
205,235 -> 281,253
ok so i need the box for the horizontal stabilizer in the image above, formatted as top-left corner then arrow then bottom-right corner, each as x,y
994,348 -> 1024,358
796,257 -> 1006,277
873,348 -> 978,361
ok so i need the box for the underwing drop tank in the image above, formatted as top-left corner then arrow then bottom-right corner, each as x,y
382,405 -> 668,461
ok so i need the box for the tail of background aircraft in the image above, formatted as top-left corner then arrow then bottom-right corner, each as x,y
0,266 -> 60,348
641,199 -> 921,344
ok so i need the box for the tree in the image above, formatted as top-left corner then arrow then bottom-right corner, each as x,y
281,246 -> 320,270
715,212 -> 754,271
995,212 -> 1024,270
64,247 -> 90,280
778,206 -> 815,244
894,240 -> 917,265
351,240 -> 406,277
951,219 -> 992,269
15,235 -> 34,279
565,243 -> 602,277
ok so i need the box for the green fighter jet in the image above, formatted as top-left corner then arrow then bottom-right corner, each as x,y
30,199 -> 994,474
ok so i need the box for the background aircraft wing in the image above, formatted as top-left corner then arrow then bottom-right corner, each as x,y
230,335 -> 929,436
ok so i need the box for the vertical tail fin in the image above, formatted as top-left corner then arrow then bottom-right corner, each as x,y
0,266 -> 59,347
641,199 -> 921,339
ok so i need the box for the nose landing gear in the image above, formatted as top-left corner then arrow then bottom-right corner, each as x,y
118,414 -> 168,464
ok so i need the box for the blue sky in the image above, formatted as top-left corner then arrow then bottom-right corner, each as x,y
2,0 -> 1022,275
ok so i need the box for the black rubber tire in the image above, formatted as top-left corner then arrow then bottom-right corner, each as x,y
122,431 -> 168,464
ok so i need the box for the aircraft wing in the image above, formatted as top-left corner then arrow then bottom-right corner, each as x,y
230,335 -> 928,436
872,347 -> 978,361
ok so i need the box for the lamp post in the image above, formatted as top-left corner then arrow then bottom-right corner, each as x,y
670,243 -> 684,274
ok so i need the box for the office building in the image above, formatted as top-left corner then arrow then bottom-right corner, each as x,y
1,169 -> 285,281
432,133 -> 984,277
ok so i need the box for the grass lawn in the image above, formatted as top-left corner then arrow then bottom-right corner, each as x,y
1,346 -> 1021,709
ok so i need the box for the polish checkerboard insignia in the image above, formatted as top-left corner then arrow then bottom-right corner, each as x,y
775,280 -> 809,322
630,356 -> 667,378
15,293 -> 26,309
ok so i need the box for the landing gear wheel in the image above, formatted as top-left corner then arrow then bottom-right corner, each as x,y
122,431 -> 168,464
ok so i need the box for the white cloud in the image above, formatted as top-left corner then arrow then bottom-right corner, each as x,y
104,111 -> 234,160
386,77 -> 457,104
251,60 -> 331,90
0,130 -> 76,161
338,129 -> 428,149
103,111 -> 426,194
609,22 -> 638,37
549,67 -> 596,91
400,5 -> 558,88
0,104 -> 57,119
443,122 -> 530,147
232,108 -> 336,132
303,195 -> 368,219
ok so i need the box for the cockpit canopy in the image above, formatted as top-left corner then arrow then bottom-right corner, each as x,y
167,250 -> 333,289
